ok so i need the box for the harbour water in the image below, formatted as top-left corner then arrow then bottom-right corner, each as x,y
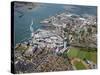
14,2 -> 97,45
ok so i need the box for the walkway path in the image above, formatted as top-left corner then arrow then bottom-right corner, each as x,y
71,58 -> 89,69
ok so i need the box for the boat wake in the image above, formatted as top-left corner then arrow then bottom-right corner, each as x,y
30,19 -> 34,32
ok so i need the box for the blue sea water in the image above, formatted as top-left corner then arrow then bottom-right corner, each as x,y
14,3 -> 97,45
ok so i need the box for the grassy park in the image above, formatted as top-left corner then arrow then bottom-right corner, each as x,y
74,61 -> 86,70
67,47 -> 97,63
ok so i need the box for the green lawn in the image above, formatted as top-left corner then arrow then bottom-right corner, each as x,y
67,47 -> 97,63
67,48 -> 79,58
74,61 -> 86,70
